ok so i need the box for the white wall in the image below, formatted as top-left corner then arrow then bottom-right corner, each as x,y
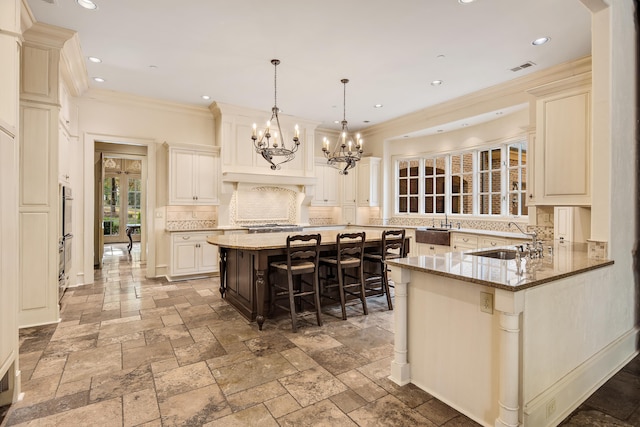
76,90 -> 215,284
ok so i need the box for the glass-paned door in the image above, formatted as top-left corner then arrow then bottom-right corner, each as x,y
103,172 -> 141,243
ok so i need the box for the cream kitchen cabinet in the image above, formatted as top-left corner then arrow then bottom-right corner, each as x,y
341,168 -> 357,204
554,206 -> 591,242
478,236 -> 508,249
170,231 -> 219,279
312,159 -> 339,206
357,157 -> 380,207
168,147 -> 219,205
527,73 -> 591,206
415,242 -> 450,256
451,233 -> 478,252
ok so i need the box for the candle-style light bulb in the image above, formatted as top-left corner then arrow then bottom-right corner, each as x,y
294,124 -> 299,138
252,123 -> 257,138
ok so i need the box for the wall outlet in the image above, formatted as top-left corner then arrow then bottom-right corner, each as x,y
546,398 -> 557,419
480,292 -> 493,314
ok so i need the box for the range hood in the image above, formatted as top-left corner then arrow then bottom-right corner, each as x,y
221,172 -> 317,186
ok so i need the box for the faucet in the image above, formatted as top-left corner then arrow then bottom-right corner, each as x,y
508,222 -> 538,246
440,213 -> 452,229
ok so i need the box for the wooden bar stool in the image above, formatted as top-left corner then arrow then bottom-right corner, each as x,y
269,234 -> 322,332
320,232 -> 368,320
363,229 -> 406,310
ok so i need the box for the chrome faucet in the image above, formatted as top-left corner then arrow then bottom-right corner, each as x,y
508,222 -> 538,246
440,213 -> 453,229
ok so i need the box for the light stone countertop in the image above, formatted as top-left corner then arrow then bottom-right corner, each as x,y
386,241 -> 614,292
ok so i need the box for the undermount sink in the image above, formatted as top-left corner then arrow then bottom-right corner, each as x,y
470,249 -> 518,260
415,228 -> 451,246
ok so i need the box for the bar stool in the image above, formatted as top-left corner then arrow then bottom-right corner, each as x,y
269,234 -> 322,332
363,229 -> 406,310
319,232 -> 368,320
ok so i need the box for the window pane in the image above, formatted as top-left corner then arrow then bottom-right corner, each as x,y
399,161 -> 408,177
480,151 -> 490,170
399,180 -> 407,195
452,195 -> 460,214
451,155 -> 460,174
462,175 -> 472,193
425,177 -> 433,194
492,172 -> 501,192
436,196 -> 445,213
463,194 -> 473,214
409,197 -> 419,213
410,178 -> 419,194
491,194 -> 501,214
436,176 -> 445,194
399,198 -> 407,213
425,197 -> 433,213
480,194 -> 489,215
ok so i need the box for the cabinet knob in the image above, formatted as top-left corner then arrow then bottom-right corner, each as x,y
463,238 -> 469,242
182,236 -> 191,240
491,242 -> 497,246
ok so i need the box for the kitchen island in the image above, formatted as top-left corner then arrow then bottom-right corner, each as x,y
207,228 -> 408,330
386,241 -> 618,427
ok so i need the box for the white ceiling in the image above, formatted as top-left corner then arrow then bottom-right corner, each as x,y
25,0 -> 592,132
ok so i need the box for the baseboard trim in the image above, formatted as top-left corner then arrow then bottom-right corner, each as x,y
524,327 -> 639,426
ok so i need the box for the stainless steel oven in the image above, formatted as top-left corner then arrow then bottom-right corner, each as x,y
60,186 -> 73,301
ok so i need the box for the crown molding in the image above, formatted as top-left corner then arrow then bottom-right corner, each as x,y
362,55 -> 592,140
20,0 -> 35,35
23,21 -> 74,48
60,32 -> 89,97
81,89 -> 215,118
210,101 -> 321,129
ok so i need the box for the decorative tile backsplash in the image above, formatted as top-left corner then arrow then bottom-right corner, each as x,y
165,206 -> 217,230
230,185 -> 298,226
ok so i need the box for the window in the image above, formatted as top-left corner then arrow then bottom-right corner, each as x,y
397,159 -> 420,213
424,156 -> 446,214
450,152 -> 473,214
478,148 -> 502,215
507,142 -> 528,216
395,140 -> 527,218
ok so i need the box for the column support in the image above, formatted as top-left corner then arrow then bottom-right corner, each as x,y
389,266 -> 411,385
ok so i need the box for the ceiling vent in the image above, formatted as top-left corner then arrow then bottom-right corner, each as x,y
510,61 -> 536,72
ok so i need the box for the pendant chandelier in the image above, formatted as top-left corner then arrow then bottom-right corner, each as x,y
251,59 -> 300,170
322,78 -> 363,175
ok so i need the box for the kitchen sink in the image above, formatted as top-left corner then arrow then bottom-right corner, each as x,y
470,249 -> 518,260
415,228 -> 451,246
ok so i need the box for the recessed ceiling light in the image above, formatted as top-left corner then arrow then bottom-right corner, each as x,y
374,104 -> 383,108
88,56 -> 102,63
462,123 -> 469,127
431,80 -> 443,86
76,0 -> 97,10
93,77 -> 105,83
363,120 -> 370,123
201,95 -> 211,100
437,54 -> 446,59
334,120 -> 340,124
148,65 -> 158,69
496,111 -> 504,115
437,129 -> 444,133
458,0 -> 475,4
532,37 -> 550,46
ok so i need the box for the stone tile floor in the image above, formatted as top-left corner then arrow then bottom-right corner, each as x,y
1,243 -> 638,426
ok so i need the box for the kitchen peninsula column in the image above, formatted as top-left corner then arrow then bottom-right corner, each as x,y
389,266 -> 411,386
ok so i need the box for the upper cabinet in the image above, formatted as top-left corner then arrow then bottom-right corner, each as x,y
527,73 -> 591,206
168,146 -> 220,205
312,159 -> 339,206
357,157 -> 381,207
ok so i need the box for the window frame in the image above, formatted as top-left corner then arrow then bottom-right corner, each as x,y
394,139 -> 527,219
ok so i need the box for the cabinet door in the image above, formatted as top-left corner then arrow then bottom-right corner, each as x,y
170,149 -> 196,204
172,240 -> 198,275
313,162 -> 339,206
195,152 -> 218,204
357,157 -> 380,206
198,239 -> 219,273
342,170 -> 357,204
451,234 -> 478,251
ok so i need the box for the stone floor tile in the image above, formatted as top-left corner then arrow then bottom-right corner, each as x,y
51,396 -> 122,427
16,374 -> 59,405
60,344 -> 122,384
5,391 -> 89,425
280,347 -> 318,371
309,344 -> 369,376
224,381 -> 287,413
583,371 -> 640,420
348,394 -> 436,427
158,384 -> 230,427
285,332 -> 343,354
143,324 -> 191,344
441,414 -> 484,426
123,388 -> 160,427
329,389 -> 368,413
277,399 -> 357,427
264,393 -> 302,419
121,340 -> 174,369
18,351 -> 42,373
212,352 -> 297,395
375,377 -> 433,408
55,377 -> 92,399
205,350 -> 255,371
245,333 -> 296,356
153,361 -> 215,401
203,403 -> 279,427
173,339 -> 227,366
161,313 -> 183,326
356,355 -> 394,381
278,366 -> 348,407
49,323 -> 100,342
416,396 -> 460,425
98,317 -> 164,340
89,364 -> 154,402
42,333 -> 98,358
30,355 -> 66,380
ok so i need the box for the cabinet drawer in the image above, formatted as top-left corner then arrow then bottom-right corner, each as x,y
451,234 -> 478,246
478,237 -> 508,248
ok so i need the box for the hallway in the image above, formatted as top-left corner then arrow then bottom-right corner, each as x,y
1,244 -> 638,426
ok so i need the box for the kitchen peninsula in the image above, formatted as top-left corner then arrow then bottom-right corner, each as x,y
207,228 -> 408,330
386,242 -> 615,427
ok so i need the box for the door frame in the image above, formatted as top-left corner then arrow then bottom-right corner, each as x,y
84,133 -> 156,284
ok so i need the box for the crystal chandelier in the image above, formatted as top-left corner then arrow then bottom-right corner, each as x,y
251,59 -> 300,170
322,78 -> 363,175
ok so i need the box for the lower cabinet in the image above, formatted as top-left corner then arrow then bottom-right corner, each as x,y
451,233 -> 478,252
224,248 -> 255,320
415,242 -> 450,256
170,232 -> 219,279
